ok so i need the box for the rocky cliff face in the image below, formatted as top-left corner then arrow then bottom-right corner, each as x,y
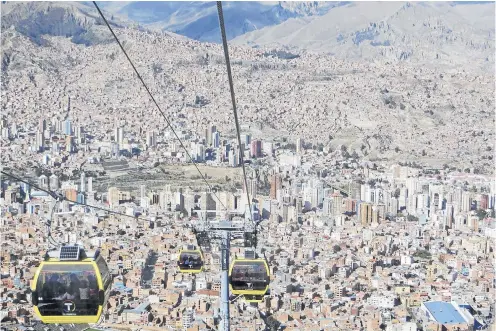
1,2 -> 127,46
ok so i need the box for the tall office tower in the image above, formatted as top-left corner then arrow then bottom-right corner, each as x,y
250,140 -> 262,158
87,177 -> 93,193
454,187 -> 463,207
406,177 -> 417,197
39,175 -> 48,189
389,197 -> 399,214
146,130 -> 157,148
63,120 -> 72,136
228,149 -> 237,167
296,137 -> 303,154
323,197 -> 333,215
212,131 -> 220,148
80,172 -> 86,192
10,123 -> 17,138
241,133 -> 251,147
331,192 -> 343,216
244,177 -> 258,200
407,194 -> 417,214
204,128 -> 211,146
65,136 -> 73,153
115,127 -> 124,145
360,203 -> 373,226
316,180 -> 325,206
108,187 -> 120,208
461,191 -> 472,212
360,184 -> 367,202
196,144 -> 205,162
140,185 -> 146,200
75,125 -> 84,142
36,130 -> 44,152
39,119 -> 46,133
445,203 -> 454,228
270,174 -> 282,199
49,174 -> 59,190
374,188 -> 382,204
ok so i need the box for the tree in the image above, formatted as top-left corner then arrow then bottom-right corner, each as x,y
266,315 -> 281,331
476,209 -> 488,220
407,215 -> 419,222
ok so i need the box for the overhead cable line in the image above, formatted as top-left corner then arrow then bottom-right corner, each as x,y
92,1 -> 227,211
216,1 -> 256,245
1,170 -> 150,222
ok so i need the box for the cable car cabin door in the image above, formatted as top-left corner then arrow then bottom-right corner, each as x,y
32,262 -> 103,324
95,255 -> 111,308
178,250 -> 203,274
229,259 -> 270,296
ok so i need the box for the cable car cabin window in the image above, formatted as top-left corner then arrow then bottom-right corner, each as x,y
95,256 -> 111,290
35,264 -> 99,316
231,261 -> 268,291
178,251 -> 203,270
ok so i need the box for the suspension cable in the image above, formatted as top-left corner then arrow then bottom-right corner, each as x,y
92,1 -> 227,211
1,171 -> 150,221
216,1 -> 256,248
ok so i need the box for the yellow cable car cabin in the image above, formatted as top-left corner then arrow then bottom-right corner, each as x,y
31,245 -> 111,324
229,257 -> 270,297
243,294 -> 264,303
177,245 -> 204,274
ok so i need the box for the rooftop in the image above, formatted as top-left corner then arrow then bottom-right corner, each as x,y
424,301 -> 467,325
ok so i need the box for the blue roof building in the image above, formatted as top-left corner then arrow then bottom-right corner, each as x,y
422,301 -> 466,324
421,301 -> 484,329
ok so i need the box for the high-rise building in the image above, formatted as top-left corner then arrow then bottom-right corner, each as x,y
39,175 -> 48,189
228,149 -> 237,167
360,203 -> 373,226
250,140 -> 262,158
115,127 -> 124,145
270,174 -> 282,199
36,130 -> 44,152
87,177 -> 93,193
331,192 -> 343,216
65,136 -> 73,153
80,172 -> 86,192
75,125 -> 84,142
63,120 -> 72,136
49,174 -> 59,190
204,128 -> 211,146
245,177 -> 257,200
445,203 -> 454,228
108,187 -> 120,208
65,188 -> 77,202
323,197 -> 333,215
241,133 -> 251,147
296,138 -> 303,154
146,130 -> 156,148
1,127 -> 9,139
461,191 -> 471,212
212,132 -> 220,148
39,119 -> 46,133
196,144 -> 205,162
389,197 -> 398,214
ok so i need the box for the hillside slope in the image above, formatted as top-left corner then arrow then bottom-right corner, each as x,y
232,1 -> 495,68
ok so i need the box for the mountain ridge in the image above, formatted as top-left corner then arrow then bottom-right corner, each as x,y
231,1 -> 494,68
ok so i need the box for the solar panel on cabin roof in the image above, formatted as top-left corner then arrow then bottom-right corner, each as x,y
59,246 -> 80,260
